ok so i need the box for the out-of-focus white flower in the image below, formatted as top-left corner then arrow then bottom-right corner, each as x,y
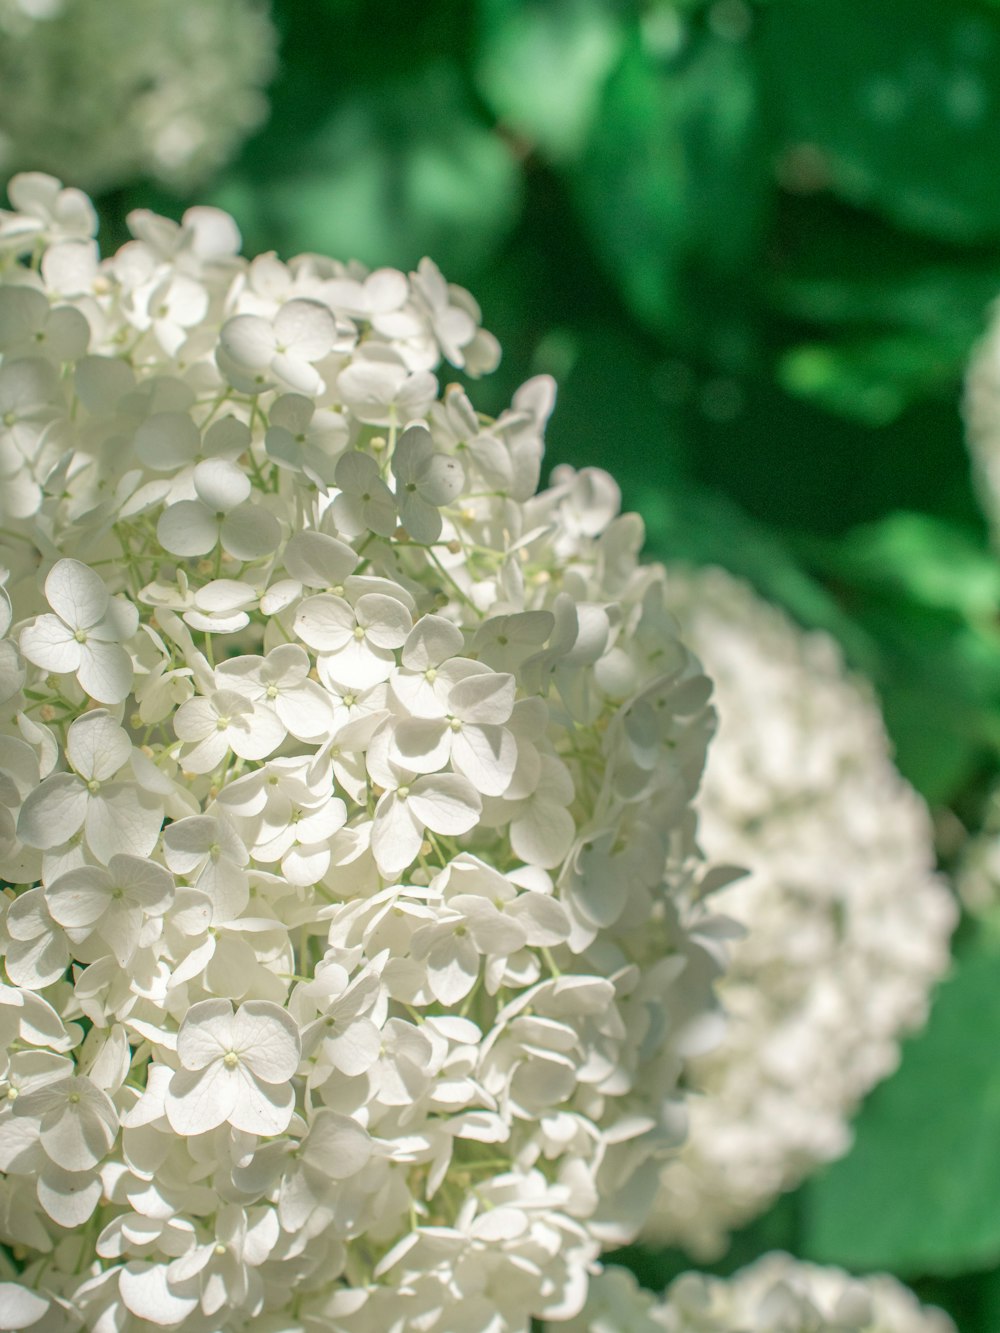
552,1257 -> 956,1333
646,568 -> 957,1257
956,785 -> 1000,914
0,173 -> 726,1332
0,0 -> 277,194
965,301 -> 1000,538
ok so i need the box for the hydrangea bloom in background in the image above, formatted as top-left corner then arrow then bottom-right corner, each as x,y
0,0 -> 277,193
646,567 -> 957,1258
549,1257 -> 955,1332
0,174 -> 730,1332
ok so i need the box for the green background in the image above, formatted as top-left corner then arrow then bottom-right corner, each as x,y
64,0 -> 1000,1325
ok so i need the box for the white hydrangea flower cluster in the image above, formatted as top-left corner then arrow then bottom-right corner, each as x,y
0,173 -> 728,1332
549,1257 -> 956,1333
0,0 -> 276,194
964,298 -> 1000,538
646,568 -> 956,1258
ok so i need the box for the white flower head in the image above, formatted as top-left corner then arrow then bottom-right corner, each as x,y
0,175 -> 726,1331
647,568 -> 957,1257
0,0 -> 277,194
554,1259 -> 955,1333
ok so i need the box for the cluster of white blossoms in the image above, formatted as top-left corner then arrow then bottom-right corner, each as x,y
547,1257 -> 956,1333
0,0 -> 276,194
965,296 -> 1000,538
645,568 -> 956,1258
0,173 -> 731,1332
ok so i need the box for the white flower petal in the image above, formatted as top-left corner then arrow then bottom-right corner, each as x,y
426,932 -> 479,1005
220,313 -> 276,369
36,1165 -> 101,1228
157,500 -> 219,557
371,793 -> 422,877
283,531 -> 358,587
77,640 -> 134,705
177,999 -> 235,1069
110,854 -> 174,913
276,680 -> 336,741
274,299 -> 337,360
134,411 -> 201,470
402,614 -> 464,670
304,1109 -> 372,1178
409,774 -> 481,836
43,557 -> 108,630
508,893 -> 571,948
450,670 -> 516,725
5,926 -> 69,990
397,493 -> 442,544
0,1283 -> 49,1329
165,1062 -> 238,1136
45,866 -> 111,928
294,594 -> 355,651
390,718 -> 450,774
119,1262 -> 199,1326
17,774 -> 87,849
194,579 -> 258,613
232,1001 -> 300,1082
452,725 -> 516,798
90,593 -> 139,644
356,593 -> 412,649
227,704 -> 285,761
193,456 -> 252,510
18,614 -> 81,674
84,785 -> 162,862
323,637 -> 395,689
229,1068 -> 295,1137
511,803 -> 575,870
66,711 -> 130,781
221,503 -> 281,560
271,353 -> 321,396
419,452 -> 465,505
38,1082 -> 116,1171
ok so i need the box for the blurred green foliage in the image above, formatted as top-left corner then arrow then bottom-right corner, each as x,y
103,0 -> 1000,1326
802,921 -> 1000,1277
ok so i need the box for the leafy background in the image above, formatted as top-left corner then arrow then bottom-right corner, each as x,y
71,0 -> 1000,1325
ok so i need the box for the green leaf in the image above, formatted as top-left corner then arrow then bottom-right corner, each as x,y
636,479 -> 880,673
572,24 -> 767,339
767,197 -> 1000,423
474,0 -> 626,161
538,322 -> 691,487
210,63 -> 521,279
798,514 -> 1000,800
808,512 -> 1000,621
778,332 -> 967,426
802,928 -> 1000,1275
763,0 -> 1000,243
